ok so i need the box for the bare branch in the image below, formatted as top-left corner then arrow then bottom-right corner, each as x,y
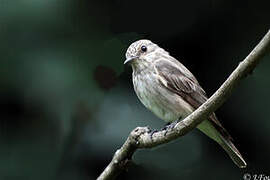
97,30 -> 270,180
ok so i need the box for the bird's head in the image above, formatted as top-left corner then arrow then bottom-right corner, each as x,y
124,39 -> 167,70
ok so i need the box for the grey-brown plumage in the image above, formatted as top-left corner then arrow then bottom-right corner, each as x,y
124,39 -> 247,168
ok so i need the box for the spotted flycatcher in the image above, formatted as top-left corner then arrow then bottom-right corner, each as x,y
124,39 -> 247,168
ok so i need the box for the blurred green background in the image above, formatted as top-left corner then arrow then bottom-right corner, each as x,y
0,0 -> 270,179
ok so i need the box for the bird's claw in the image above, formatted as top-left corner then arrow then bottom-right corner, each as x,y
148,120 -> 180,138
148,129 -> 158,140
163,121 -> 179,136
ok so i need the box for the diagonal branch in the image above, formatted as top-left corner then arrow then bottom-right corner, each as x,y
97,30 -> 270,180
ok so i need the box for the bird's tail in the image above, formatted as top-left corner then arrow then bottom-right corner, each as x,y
197,120 -> 247,168
219,135 -> 247,168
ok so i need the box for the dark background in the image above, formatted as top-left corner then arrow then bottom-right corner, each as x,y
0,0 -> 270,179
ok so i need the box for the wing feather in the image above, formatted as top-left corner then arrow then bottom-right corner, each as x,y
154,59 -> 232,140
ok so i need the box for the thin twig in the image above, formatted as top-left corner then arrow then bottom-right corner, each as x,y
97,30 -> 270,180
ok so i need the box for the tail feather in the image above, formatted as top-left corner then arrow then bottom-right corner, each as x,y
197,119 -> 247,168
219,135 -> 247,168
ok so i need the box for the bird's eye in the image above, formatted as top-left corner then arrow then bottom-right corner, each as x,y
141,45 -> 147,52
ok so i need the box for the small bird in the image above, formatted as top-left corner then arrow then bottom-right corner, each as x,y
124,39 -> 247,168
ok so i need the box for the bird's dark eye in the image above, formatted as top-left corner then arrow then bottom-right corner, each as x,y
141,45 -> 147,52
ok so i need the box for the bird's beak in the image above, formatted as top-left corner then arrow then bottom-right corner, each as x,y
124,56 -> 138,65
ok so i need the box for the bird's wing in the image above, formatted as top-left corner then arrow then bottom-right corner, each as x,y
154,59 -> 207,108
154,59 -> 231,139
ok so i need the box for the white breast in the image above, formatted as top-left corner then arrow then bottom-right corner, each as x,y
133,71 -> 194,122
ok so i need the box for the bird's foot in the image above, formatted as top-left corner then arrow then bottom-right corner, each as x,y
148,129 -> 158,140
163,121 -> 178,130
163,121 -> 179,136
